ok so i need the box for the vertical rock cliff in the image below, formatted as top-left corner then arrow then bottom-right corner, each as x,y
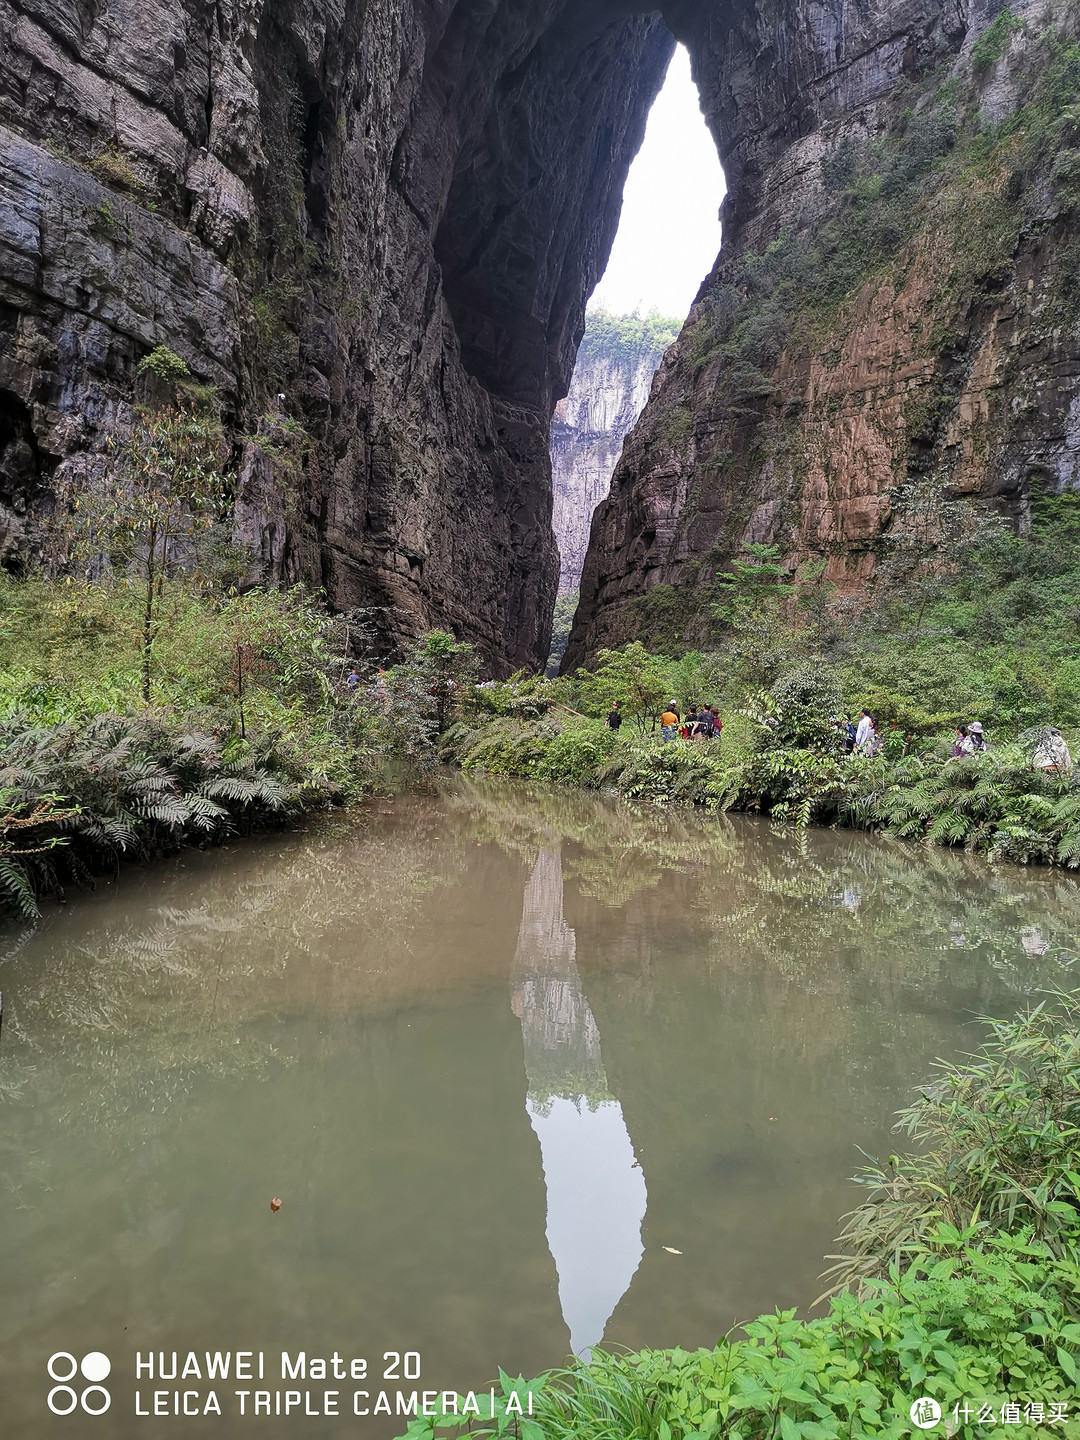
566,0 -> 1080,666
551,308 -> 678,595
0,0 -> 674,673
3,0 -> 1079,676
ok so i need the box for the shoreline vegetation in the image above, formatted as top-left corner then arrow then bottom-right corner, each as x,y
395,994 -> 1080,1440
9,488 -> 1080,916
5,502 -> 1080,1431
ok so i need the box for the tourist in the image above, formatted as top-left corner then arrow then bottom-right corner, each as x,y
660,703 -> 680,741
607,701 -> 623,731
951,725 -> 968,759
857,716 -> 878,757
854,709 -> 873,750
345,667 -> 360,690
963,721 -> 988,755
694,705 -> 714,738
709,706 -> 723,741
1033,726 -> 1072,772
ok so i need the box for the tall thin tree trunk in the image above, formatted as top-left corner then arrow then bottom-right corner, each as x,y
236,642 -> 246,738
141,518 -> 158,702
142,555 -> 155,704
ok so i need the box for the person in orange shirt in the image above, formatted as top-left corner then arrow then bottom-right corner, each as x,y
660,703 -> 680,741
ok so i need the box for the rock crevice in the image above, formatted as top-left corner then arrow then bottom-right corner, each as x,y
2,0 -> 1077,674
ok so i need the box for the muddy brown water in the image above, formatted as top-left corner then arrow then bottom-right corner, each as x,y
1,777 -> 1077,1437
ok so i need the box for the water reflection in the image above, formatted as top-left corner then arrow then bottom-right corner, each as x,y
511,850 -> 646,1356
1,780 -> 1080,1438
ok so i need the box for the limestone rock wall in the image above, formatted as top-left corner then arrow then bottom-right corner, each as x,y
0,0 -> 674,673
566,0 -> 1080,666
3,0 -> 1078,676
551,313 -> 676,595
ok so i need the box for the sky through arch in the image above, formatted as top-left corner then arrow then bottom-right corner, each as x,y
590,44 -> 726,320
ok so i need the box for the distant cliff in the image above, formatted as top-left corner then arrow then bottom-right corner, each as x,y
551,310 -> 679,595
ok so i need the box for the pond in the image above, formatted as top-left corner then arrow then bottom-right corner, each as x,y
0,779 -> 1076,1436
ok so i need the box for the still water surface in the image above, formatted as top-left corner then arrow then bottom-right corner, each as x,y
1,778 -> 1078,1435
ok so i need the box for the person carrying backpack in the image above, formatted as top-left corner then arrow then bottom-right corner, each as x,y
962,721 -> 987,755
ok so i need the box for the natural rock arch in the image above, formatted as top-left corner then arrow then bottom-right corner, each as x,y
1,0 -> 1069,673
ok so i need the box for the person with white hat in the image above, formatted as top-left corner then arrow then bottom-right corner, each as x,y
961,721 -> 987,755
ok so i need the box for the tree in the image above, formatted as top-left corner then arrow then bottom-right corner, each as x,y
208,587 -> 339,738
575,642 -> 671,734
53,405 -> 229,702
711,543 -> 794,625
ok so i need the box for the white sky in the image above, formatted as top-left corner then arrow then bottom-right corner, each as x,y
590,45 -> 726,321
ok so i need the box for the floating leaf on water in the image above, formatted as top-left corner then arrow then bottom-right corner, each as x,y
270,1197 -> 282,1212
662,1246 -> 682,1254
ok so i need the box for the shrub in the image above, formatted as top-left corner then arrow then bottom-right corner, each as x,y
826,991 -> 1080,1290
0,713 -> 335,918
972,7 -> 1023,72
769,661 -> 845,749
397,1000 -> 1080,1440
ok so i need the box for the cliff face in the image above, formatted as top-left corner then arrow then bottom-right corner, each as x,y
566,0 -> 1080,666
3,0 -> 1078,677
0,0 -> 673,673
551,311 -> 677,595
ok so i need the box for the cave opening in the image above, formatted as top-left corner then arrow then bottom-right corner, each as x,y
547,40 -> 726,668
590,43 -> 726,321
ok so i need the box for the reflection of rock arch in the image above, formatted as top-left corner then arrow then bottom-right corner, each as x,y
510,849 -> 607,1111
512,849 -> 647,1356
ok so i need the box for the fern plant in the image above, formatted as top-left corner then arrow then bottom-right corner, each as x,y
0,712 -> 329,918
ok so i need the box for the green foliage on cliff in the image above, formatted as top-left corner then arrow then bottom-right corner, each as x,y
972,6 -> 1023,71
579,305 -> 681,367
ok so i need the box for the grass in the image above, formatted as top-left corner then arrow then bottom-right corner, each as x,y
394,997 -> 1080,1440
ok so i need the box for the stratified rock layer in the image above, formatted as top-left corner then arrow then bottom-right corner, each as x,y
566,0 -> 1080,666
551,311 -> 677,594
0,0 -> 673,672
3,0 -> 1079,674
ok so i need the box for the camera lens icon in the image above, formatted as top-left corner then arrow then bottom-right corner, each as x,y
47,1352 -> 112,1415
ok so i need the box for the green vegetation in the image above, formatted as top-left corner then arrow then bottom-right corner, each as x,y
0,714 -> 313,919
136,345 -> 190,385
580,305 -> 682,367
443,489 -> 1080,867
972,7 -> 1023,72
52,403 -> 230,701
0,567 -> 481,918
397,997 -> 1080,1440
